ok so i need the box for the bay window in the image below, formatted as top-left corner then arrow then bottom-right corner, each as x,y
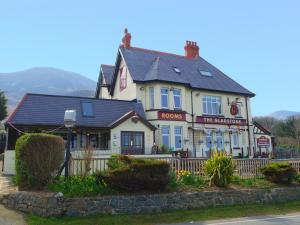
173,88 -> 182,109
161,88 -> 169,109
202,96 -> 222,115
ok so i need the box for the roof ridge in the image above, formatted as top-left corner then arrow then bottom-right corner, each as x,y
124,46 -> 190,59
144,57 -> 161,80
25,93 -> 140,103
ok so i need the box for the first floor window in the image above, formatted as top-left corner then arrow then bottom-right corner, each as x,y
216,131 -> 223,149
161,88 -> 169,109
149,87 -> 154,109
161,126 -> 170,148
173,88 -> 182,109
174,126 -> 183,149
202,96 -> 222,115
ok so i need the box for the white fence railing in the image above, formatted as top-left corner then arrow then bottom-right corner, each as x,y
69,157 -> 300,178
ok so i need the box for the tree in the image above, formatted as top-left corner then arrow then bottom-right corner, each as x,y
0,90 -> 8,121
253,116 -> 279,133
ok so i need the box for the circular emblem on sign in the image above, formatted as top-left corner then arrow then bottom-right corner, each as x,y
230,103 -> 239,116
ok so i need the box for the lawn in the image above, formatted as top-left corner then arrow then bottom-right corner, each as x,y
28,200 -> 300,225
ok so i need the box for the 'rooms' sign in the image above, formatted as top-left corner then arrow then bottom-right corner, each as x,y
157,111 -> 186,121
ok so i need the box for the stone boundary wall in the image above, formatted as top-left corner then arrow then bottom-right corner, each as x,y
2,187 -> 300,217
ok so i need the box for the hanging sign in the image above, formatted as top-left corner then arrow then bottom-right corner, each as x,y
158,111 -> 186,121
257,136 -> 270,147
230,103 -> 239,116
196,116 -> 247,126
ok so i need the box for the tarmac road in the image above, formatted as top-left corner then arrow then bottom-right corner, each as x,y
160,212 -> 300,225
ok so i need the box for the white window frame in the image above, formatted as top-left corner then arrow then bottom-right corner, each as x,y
161,126 -> 170,148
160,87 -> 169,109
236,103 -> 242,117
174,126 -> 183,149
173,88 -> 182,110
202,96 -> 222,115
149,87 -> 155,109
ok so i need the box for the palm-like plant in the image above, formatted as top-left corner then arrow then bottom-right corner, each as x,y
205,150 -> 235,187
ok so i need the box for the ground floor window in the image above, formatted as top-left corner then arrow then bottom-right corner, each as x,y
232,133 -> 239,148
161,126 -> 170,148
174,126 -> 183,149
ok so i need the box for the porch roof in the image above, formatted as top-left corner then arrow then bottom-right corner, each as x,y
6,93 -> 146,129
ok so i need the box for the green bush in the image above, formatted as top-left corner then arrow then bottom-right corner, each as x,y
102,155 -> 171,192
205,150 -> 235,187
48,175 -> 112,197
261,162 -> 296,184
15,133 -> 64,190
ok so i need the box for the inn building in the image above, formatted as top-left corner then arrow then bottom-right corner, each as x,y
95,29 -> 272,157
4,29 -> 272,164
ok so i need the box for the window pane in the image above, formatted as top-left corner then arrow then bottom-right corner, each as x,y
173,89 -> 181,109
203,96 -> 222,115
149,87 -> 154,109
161,88 -> 169,108
174,126 -> 182,149
161,126 -> 170,148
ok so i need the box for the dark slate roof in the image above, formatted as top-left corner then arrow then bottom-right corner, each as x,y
117,46 -> 254,97
7,93 -> 146,128
101,64 -> 115,86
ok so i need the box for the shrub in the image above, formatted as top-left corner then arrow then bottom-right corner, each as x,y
15,133 -> 64,190
102,155 -> 171,192
261,162 -> 296,184
205,150 -> 235,187
48,175 -> 112,197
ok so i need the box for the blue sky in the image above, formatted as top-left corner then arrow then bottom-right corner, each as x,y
1,0 -> 299,116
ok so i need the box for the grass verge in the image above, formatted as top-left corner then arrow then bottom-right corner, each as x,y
28,200 -> 300,225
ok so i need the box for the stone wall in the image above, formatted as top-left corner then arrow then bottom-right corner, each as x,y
2,187 -> 300,217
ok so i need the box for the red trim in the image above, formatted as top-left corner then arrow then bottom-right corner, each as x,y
6,94 -> 28,123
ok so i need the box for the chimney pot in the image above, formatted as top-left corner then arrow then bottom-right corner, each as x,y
184,40 -> 199,59
121,28 -> 131,48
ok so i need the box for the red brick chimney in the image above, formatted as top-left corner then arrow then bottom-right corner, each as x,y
184,41 -> 199,59
121,28 -> 131,49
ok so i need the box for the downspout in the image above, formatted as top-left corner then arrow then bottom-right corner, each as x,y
245,96 -> 251,157
191,90 -> 196,157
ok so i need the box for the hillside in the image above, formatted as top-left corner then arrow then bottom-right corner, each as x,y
0,67 -> 97,113
270,111 -> 300,120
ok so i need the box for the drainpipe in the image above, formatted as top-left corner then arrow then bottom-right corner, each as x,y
191,90 -> 196,157
245,96 -> 251,157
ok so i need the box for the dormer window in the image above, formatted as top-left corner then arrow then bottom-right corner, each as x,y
120,67 -> 127,91
173,67 -> 181,74
199,69 -> 212,77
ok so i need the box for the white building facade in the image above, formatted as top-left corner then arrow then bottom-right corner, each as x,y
95,29 -> 271,158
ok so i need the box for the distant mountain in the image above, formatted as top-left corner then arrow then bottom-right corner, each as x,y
270,111 -> 300,120
0,67 -> 97,113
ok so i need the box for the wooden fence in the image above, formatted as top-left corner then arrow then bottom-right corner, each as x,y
70,157 -> 300,178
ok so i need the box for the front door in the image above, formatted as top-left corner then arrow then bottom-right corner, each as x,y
121,131 -> 145,155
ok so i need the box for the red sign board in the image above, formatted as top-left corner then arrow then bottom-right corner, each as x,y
257,136 -> 270,147
230,104 -> 239,116
157,111 -> 186,121
196,116 -> 247,126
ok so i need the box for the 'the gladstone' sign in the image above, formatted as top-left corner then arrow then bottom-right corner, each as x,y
196,116 -> 247,126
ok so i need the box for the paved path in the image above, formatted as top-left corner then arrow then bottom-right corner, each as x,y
0,173 -> 27,225
160,212 -> 300,225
